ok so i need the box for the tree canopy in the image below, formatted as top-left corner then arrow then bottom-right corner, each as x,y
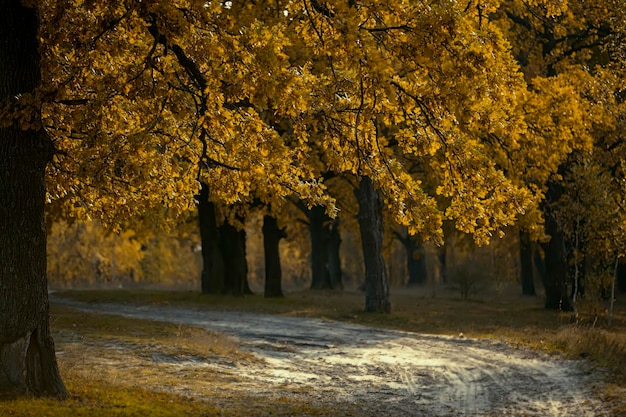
19,0 -> 549,246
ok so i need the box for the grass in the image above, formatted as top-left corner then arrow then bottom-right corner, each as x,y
1,304 -> 351,417
3,286 -> 626,415
1,380 -> 222,417
50,304 -> 251,362
54,286 -> 621,339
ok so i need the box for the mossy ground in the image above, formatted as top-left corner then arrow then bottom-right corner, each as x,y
3,287 -> 626,415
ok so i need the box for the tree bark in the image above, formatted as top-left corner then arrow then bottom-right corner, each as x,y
617,261 -> 626,293
309,205 -> 331,289
396,231 -> 427,286
541,215 -> 572,310
219,219 -> 251,296
355,176 -> 391,313
327,219 -> 343,289
0,0 -> 67,398
240,227 -> 253,295
196,183 -> 224,294
263,215 -> 285,298
308,206 -> 343,290
436,243 -> 448,284
519,231 -> 536,296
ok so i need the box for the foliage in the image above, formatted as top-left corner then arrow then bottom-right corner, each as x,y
48,221 -> 143,287
9,0 -> 544,248
37,0 -> 333,233
48,220 -> 201,288
494,0 -> 626,313
140,234 -> 202,287
284,1 -> 535,243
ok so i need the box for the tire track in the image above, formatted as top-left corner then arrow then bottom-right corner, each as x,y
52,297 -> 610,416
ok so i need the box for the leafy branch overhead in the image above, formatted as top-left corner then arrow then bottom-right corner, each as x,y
10,0 -> 619,245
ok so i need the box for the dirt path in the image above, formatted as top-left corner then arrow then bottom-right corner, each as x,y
52,297 -> 610,416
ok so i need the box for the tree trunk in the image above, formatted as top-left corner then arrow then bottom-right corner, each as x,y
0,0 -> 67,398
437,244 -> 447,284
219,220 -> 250,296
240,227 -> 253,295
309,205 -> 331,289
196,183 -> 224,294
401,233 -> 427,286
327,219 -> 343,289
519,231 -> 536,296
355,176 -> 391,313
308,206 -> 343,290
617,261 -> 626,293
263,215 -> 285,298
541,215 -> 572,310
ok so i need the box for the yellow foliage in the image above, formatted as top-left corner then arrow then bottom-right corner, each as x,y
26,0 -> 623,246
47,220 -> 201,288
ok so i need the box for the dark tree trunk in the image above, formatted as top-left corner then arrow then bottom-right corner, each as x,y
0,1 -> 67,398
196,183 -> 224,294
397,232 -> 427,286
308,205 -> 343,290
327,219 -> 343,289
309,205 -> 331,289
541,215 -> 572,310
437,244 -> 447,284
617,261 -> 626,293
534,248 -> 547,289
240,227 -> 253,295
354,176 -> 390,313
520,231 -> 536,296
263,215 -> 285,298
219,220 -> 250,296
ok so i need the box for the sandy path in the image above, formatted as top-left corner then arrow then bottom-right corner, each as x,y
52,297 -> 610,416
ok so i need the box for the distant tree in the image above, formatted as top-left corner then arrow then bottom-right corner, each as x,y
394,229 -> 428,287
263,215 -> 286,298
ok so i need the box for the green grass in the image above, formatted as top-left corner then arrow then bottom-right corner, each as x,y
50,304 -> 251,362
1,381 -> 222,417
0,378 -> 343,417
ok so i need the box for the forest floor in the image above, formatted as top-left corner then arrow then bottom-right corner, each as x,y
40,289 -> 622,417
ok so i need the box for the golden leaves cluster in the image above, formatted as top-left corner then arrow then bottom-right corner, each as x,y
33,0 -> 620,244
283,0 -> 534,243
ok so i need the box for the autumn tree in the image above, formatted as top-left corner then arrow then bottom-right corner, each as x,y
196,183 -> 225,293
196,185 -> 252,296
0,0 -> 67,398
2,0 -> 329,396
263,214 -> 287,297
495,0 -> 626,311
47,221 -> 144,287
394,229 -> 428,286
283,1 -> 537,311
